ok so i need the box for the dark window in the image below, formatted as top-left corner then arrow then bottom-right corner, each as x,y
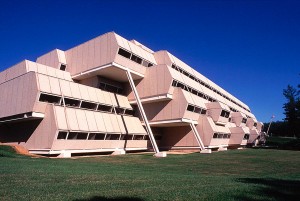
60,64 -> 67,71
130,54 -> 142,64
106,134 -> 120,140
243,134 -> 250,140
221,110 -> 230,118
81,101 -> 97,110
254,122 -> 257,127
133,135 -> 144,140
39,93 -> 61,104
187,104 -> 194,112
142,60 -> 153,67
242,118 -> 247,124
98,104 -> 113,112
67,132 -> 78,140
177,82 -> 184,89
76,132 -> 88,140
57,131 -> 68,140
124,109 -> 135,116
64,98 -> 80,107
201,109 -> 207,115
194,107 -> 202,114
213,133 -> 218,138
144,135 -> 150,140
115,107 -> 125,115
218,133 -> 224,138
118,48 -> 131,59
124,134 -> 133,140
172,80 -> 178,87
88,133 -> 106,140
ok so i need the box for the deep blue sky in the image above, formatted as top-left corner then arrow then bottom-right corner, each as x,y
0,0 -> 299,123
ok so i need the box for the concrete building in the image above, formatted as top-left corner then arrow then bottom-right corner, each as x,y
0,32 -> 263,157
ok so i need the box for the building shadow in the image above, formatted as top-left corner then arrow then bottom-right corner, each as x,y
235,178 -> 300,201
74,196 -> 144,201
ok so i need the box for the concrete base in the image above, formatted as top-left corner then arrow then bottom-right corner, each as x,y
58,151 -> 71,158
154,152 -> 167,157
200,149 -> 212,154
112,149 -> 126,155
218,147 -> 227,151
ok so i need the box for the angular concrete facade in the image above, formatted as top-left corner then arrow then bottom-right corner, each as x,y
0,32 -> 263,157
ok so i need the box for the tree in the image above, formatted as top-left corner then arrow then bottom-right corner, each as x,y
283,85 -> 300,137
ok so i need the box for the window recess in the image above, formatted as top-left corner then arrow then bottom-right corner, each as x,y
57,131 -> 68,140
88,133 -> 106,140
63,98 -> 80,107
39,93 -> 61,104
97,104 -> 113,113
81,101 -> 97,110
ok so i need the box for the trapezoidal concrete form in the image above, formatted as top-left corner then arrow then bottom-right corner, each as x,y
0,32 -> 263,157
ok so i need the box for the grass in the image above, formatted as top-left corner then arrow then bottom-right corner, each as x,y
0,146 -> 299,201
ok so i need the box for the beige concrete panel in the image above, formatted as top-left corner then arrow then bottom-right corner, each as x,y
53,69 -> 63,80
45,65 -> 57,78
37,74 -> 51,93
75,109 -> 89,131
24,105 -> 57,150
132,117 -> 146,134
116,115 -> 126,134
87,87 -> 99,103
93,36 -> 102,68
113,55 -> 147,75
109,114 -> 121,133
82,41 -> 89,73
114,33 -> 131,52
123,115 -> 134,133
0,70 -> 6,84
36,62 -> 48,75
48,76 -> 61,95
66,108 -> 79,131
54,106 -> 68,130
32,102 -> 47,114
102,112 -> 113,132
108,32 -> 119,62
26,60 -> 38,73
57,49 -> 67,64
102,91 -> 113,105
116,94 -> 132,109
126,140 -> 148,148
95,89 -> 105,105
78,84 -> 90,101
69,82 -> 82,100
169,68 -> 184,83
94,112 -> 107,132
14,75 -> 23,114
99,33 -> 108,67
84,110 -> 98,132
86,39 -> 95,68
62,71 -> 72,81
59,79 -> 72,97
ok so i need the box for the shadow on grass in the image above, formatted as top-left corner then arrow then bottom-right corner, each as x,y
236,178 -> 300,201
74,196 -> 144,201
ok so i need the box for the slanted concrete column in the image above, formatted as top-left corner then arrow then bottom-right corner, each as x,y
125,70 -> 166,158
190,123 -> 211,153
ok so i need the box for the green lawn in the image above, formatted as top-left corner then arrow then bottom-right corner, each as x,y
0,146 -> 299,201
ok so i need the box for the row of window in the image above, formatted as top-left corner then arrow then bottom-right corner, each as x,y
187,104 -> 207,115
39,93 -> 135,116
99,82 -> 123,95
57,131 -> 162,141
213,133 -> 231,139
172,79 -> 216,102
220,110 -> 230,118
118,48 -> 154,67
171,64 -> 250,113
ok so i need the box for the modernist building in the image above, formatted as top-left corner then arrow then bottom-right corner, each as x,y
0,32 -> 263,157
